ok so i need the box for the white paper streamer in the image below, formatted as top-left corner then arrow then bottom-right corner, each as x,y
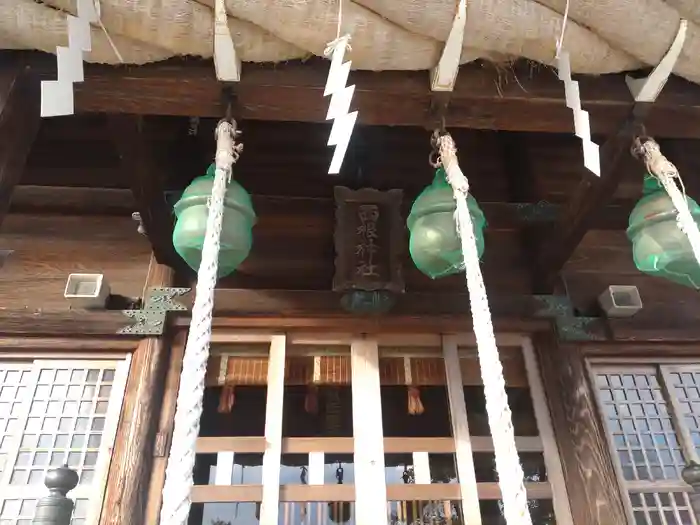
323,35 -> 358,175
40,0 -> 97,117
556,51 -> 601,177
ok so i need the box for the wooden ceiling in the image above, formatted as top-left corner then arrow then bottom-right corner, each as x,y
4,50 -> 700,330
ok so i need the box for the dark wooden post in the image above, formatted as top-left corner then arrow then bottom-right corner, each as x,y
533,331 -> 631,525
682,462 -> 700,519
33,466 -> 79,525
100,257 -> 175,525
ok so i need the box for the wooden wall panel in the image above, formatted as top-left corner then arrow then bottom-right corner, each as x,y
563,230 -> 700,326
0,214 -> 151,309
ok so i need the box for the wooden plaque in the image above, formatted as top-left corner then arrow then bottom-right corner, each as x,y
333,187 -> 404,294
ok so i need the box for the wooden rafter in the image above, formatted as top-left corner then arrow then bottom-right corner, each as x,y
533,105 -> 651,291
8,185 -> 632,230
14,51 -> 700,138
107,115 -> 183,270
0,57 -> 40,227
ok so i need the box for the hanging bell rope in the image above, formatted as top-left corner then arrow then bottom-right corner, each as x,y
159,119 -> 241,525
435,132 -> 532,525
632,137 -> 700,266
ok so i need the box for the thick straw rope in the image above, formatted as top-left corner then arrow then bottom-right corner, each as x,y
438,133 -> 532,525
634,137 -> 700,265
159,120 -> 239,525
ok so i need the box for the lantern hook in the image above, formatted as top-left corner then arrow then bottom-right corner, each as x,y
429,126 -> 446,168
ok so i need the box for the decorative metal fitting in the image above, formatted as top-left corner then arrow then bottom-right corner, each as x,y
119,286 -> 191,336
0,250 -> 14,269
131,212 -> 146,236
534,294 -> 605,342
512,201 -> 559,223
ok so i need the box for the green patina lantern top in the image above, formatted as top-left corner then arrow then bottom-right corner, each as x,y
627,173 -> 700,289
172,164 -> 256,279
407,168 -> 486,279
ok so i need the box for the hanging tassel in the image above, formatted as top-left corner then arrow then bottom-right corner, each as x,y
404,357 -> 424,415
218,385 -> 235,413
407,386 -> 425,416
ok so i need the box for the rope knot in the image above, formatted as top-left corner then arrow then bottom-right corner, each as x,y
324,34 -> 352,57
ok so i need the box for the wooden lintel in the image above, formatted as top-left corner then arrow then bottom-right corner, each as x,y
9,185 -> 632,230
2,288 -> 699,341
107,115 -> 182,269
0,310 -> 139,337
14,52 -> 700,138
0,58 -> 40,226
534,104 -> 651,291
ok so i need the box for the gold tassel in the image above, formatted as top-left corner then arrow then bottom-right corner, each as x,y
408,386 -> 424,416
218,384 -> 235,413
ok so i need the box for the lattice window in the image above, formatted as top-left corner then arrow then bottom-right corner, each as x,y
592,365 -> 700,525
0,359 -> 129,525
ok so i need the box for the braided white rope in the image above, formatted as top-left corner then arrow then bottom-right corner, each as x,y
159,120 -> 238,525
635,138 -> 700,266
438,134 -> 533,525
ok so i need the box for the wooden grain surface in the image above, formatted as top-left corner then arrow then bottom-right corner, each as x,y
0,214 -> 151,310
100,259 -> 174,525
534,332 -> 629,525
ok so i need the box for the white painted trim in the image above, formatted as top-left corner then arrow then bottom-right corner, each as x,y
441,335 -> 482,525
412,452 -> 431,484
88,356 -> 131,525
258,335 -> 286,525
215,452 -> 235,485
308,452 -> 325,485
351,338 -> 388,524
520,338 -> 573,525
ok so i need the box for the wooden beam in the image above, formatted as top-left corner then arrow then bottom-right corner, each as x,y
533,105 -> 650,291
107,115 -> 182,269
101,258 -> 174,525
0,310 -> 138,337
0,57 -> 40,225
16,52 -> 700,138
2,288 -> 700,340
501,131 -> 542,290
9,185 -> 632,230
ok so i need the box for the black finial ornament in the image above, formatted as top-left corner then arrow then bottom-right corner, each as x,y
33,466 -> 79,525
683,462 -> 700,521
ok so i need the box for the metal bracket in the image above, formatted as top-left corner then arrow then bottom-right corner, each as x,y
534,294 -> 606,342
0,250 -> 14,269
119,286 -> 191,336
512,201 -> 559,223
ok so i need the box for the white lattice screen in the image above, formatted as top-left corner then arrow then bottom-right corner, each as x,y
0,359 -> 129,525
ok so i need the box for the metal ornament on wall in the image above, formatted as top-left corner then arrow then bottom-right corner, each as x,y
333,187 -> 404,314
119,286 -> 191,336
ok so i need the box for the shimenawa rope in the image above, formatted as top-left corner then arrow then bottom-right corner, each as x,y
159,120 -> 240,525
437,133 -> 533,525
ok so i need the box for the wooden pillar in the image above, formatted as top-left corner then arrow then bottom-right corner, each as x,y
33,467 -> 79,525
682,462 -> 700,521
0,57 -> 41,226
533,331 -> 629,525
100,256 -> 175,525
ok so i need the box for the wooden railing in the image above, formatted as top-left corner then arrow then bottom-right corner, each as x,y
192,436 -> 552,511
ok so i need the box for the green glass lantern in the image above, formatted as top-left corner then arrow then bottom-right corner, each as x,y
627,174 -> 700,289
172,164 -> 256,279
407,168 -> 486,279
